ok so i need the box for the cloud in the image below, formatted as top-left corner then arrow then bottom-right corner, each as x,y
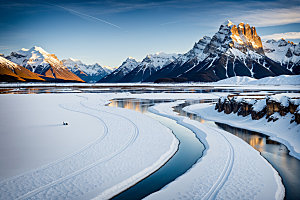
231,7 -> 300,27
261,32 -> 300,40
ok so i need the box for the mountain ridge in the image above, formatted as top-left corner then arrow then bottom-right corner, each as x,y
0,56 -> 45,82
62,58 -> 112,83
5,46 -> 84,82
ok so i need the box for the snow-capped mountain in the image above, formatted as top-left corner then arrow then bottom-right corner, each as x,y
62,58 -> 111,83
119,52 -> 179,82
263,39 -> 300,74
98,57 -> 140,83
0,56 -> 45,82
145,20 -> 295,82
99,53 -> 179,83
6,46 -> 84,82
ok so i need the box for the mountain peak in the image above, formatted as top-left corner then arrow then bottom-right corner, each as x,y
223,20 -> 234,27
27,46 -> 49,55
126,57 -> 137,61
230,22 -> 263,53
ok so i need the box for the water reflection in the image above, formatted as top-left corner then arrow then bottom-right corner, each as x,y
108,98 -> 205,200
108,99 -> 173,113
108,99 -> 146,113
1,86 -> 299,95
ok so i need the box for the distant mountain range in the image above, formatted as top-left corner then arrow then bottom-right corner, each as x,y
62,58 -> 113,83
1,47 -> 114,83
98,53 -> 178,83
1,20 -> 299,83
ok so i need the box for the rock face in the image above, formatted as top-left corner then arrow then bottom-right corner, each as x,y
0,56 -> 45,82
62,58 -> 111,83
295,110 -> 300,124
145,20 -> 295,83
215,95 -> 300,124
236,99 -> 256,117
6,47 -> 84,82
230,23 -> 264,54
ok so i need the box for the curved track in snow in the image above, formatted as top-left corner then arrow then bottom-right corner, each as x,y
0,95 -> 139,200
202,128 -> 235,200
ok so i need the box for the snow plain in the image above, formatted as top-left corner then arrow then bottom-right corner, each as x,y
146,101 -> 284,200
0,93 -> 178,199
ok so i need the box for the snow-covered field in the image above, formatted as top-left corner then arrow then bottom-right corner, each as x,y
0,93 -> 178,199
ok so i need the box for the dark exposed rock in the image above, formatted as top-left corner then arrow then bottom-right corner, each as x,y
295,112 -> 300,124
223,100 -> 232,114
267,115 -> 279,122
251,107 -> 266,120
237,100 -> 255,117
266,98 -> 281,117
289,101 -> 300,114
231,98 -> 242,113
279,104 -> 289,116
216,97 -> 227,112
285,48 -> 293,58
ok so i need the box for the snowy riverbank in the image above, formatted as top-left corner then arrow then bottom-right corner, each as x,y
184,102 -> 300,160
146,101 -> 284,200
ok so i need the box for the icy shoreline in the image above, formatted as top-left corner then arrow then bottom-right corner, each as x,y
0,75 -> 299,88
184,103 -> 300,160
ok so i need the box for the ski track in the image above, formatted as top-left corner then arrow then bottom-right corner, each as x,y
202,127 -> 234,200
0,95 -> 140,200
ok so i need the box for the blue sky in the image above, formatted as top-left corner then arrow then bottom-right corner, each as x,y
1,0 -> 300,67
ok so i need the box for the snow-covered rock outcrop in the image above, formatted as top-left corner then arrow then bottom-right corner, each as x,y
215,95 -> 300,124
